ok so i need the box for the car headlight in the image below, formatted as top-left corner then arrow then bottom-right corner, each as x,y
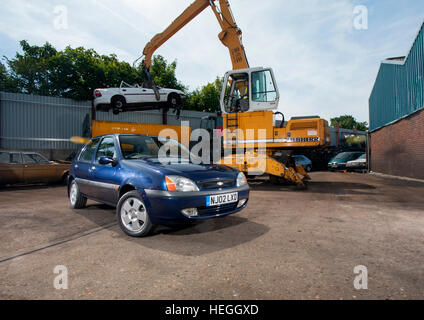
165,176 -> 199,192
236,172 -> 247,187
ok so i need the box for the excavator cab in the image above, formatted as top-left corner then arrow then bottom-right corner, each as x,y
220,67 -> 279,114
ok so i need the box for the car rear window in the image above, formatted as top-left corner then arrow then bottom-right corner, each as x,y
0,152 -> 8,164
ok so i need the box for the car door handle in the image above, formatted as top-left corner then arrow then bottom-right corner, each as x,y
91,166 -> 96,171
122,89 -> 127,92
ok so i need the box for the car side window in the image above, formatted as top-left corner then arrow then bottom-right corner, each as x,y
79,138 -> 100,163
95,137 -> 116,163
33,154 -> 49,163
10,153 -> 22,164
23,154 -> 38,164
0,152 -> 8,164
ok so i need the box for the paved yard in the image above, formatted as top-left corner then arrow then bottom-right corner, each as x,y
0,172 -> 423,299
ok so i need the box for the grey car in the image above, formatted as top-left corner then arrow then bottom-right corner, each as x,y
293,155 -> 313,172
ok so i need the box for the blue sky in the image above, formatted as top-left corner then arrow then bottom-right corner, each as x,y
0,0 -> 423,123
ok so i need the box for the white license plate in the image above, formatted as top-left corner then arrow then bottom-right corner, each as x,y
206,192 -> 238,207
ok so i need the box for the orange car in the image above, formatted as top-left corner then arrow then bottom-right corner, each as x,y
0,151 -> 70,186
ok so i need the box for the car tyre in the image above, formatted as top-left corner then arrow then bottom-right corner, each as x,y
111,96 -> 126,115
168,93 -> 181,109
117,191 -> 155,237
69,180 -> 87,209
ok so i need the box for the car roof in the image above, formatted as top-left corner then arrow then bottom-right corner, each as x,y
91,133 -> 155,139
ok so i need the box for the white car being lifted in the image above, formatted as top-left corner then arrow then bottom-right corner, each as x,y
93,81 -> 185,115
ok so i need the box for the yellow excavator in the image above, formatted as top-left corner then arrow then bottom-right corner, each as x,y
140,0 -> 330,188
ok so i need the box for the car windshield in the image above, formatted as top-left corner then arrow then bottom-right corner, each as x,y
334,152 -> 356,160
119,135 -> 192,161
120,81 -> 140,88
358,154 -> 366,160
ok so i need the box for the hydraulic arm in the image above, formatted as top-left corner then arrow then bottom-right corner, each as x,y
142,0 -> 249,77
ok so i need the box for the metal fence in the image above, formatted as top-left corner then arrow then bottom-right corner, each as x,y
0,91 -> 215,150
369,22 -> 424,132
329,127 -> 367,148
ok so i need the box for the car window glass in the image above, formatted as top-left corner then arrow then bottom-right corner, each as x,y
95,137 -> 116,163
33,154 -> 49,163
334,153 -> 348,159
79,138 -> 100,163
23,154 -> 39,164
10,153 -> 22,164
119,135 -> 193,161
0,152 -> 8,164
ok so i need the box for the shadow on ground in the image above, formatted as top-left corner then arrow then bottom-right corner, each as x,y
248,180 -> 377,195
74,203 -> 269,256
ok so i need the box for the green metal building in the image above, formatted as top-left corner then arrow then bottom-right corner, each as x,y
369,22 -> 424,179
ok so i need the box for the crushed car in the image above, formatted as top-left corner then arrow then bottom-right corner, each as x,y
93,81 -> 185,116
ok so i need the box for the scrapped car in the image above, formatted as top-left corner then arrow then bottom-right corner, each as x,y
346,153 -> 367,171
68,134 -> 249,237
293,155 -> 312,172
328,152 -> 365,171
93,81 -> 185,115
0,151 -> 70,186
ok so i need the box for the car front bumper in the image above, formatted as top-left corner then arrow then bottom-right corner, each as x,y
328,163 -> 346,170
141,184 -> 250,225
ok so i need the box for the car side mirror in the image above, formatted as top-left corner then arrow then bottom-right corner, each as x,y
99,156 -> 117,166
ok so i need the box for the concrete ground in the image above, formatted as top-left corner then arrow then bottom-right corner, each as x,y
0,172 -> 423,300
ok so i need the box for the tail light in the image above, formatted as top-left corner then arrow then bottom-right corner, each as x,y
94,90 -> 102,98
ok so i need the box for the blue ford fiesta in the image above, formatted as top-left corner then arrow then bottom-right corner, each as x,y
68,134 -> 249,237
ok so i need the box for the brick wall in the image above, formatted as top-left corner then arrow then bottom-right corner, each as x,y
370,108 -> 424,180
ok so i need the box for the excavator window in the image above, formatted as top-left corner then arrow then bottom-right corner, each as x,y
223,73 -> 249,113
251,70 -> 277,103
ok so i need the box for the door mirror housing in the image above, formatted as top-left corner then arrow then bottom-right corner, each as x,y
99,156 -> 117,166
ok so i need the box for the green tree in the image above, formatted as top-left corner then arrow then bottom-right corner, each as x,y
147,55 -> 186,91
0,61 -> 19,92
330,115 -> 368,131
3,40 -> 221,111
185,77 -> 222,112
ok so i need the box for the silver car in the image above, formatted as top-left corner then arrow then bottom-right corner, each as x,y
346,153 -> 367,171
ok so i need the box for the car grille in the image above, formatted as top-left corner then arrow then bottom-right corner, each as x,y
197,179 -> 235,190
197,203 -> 238,216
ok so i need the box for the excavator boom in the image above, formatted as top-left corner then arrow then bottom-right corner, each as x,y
142,0 -> 248,73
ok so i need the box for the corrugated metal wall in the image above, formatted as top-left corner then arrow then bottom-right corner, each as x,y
369,22 -> 424,132
0,91 -> 215,150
